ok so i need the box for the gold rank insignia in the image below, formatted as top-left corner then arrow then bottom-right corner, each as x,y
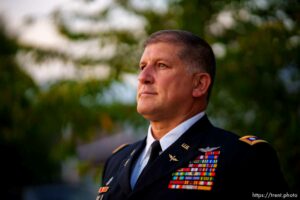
181,143 -> 190,150
112,143 -> 129,154
239,135 -> 267,145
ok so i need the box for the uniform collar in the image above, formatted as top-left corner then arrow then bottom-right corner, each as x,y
133,114 -> 213,192
146,111 -> 205,152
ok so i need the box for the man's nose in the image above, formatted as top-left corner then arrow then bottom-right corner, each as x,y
138,66 -> 154,84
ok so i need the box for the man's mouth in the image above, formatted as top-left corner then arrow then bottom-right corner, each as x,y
139,91 -> 157,97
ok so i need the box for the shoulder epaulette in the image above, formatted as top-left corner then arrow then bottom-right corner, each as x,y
239,135 -> 267,145
112,143 -> 129,154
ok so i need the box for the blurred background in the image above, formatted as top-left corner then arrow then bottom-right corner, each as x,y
0,0 -> 299,199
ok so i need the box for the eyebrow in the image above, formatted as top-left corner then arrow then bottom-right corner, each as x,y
139,56 -> 175,65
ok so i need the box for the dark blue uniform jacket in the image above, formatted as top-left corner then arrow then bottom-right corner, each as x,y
97,115 -> 288,200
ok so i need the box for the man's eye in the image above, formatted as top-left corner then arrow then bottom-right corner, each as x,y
158,63 -> 167,69
139,65 -> 145,70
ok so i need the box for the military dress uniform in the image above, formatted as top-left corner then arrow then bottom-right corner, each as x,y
97,115 -> 288,200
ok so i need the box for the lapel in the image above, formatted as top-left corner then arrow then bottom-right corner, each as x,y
133,115 -> 213,193
116,139 -> 146,194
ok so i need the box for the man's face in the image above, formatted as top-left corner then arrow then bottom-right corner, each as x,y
137,42 -> 195,122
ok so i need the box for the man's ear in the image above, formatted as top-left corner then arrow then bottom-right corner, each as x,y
192,72 -> 211,98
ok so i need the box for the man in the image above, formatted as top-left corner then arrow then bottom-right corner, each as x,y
97,30 -> 288,200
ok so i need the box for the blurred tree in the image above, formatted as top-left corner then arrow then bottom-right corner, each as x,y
0,21 -> 55,199
0,15 -> 144,198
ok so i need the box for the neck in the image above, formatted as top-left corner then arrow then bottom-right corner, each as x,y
150,109 -> 204,140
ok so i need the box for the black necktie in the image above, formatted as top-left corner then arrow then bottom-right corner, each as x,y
137,140 -> 161,182
147,140 -> 162,166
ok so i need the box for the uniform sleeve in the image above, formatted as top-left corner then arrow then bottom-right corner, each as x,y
246,142 -> 289,192
101,156 -> 111,185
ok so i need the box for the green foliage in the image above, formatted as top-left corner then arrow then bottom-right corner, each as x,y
0,24 -> 60,200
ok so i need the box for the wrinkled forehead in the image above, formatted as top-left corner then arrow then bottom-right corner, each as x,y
140,42 -> 184,62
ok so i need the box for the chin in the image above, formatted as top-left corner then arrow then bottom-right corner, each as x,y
137,107 -> 149,115
137,107 -> 155,118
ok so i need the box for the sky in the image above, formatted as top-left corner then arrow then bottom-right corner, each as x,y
0,0 -> 114,45
0,0 -> 70,84
0,0 -> 139,103
0,0 -> 69,30
0,0 -> 126,80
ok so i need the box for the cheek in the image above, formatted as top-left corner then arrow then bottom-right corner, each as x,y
163,79 -> 192,99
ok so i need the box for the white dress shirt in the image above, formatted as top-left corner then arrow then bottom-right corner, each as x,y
130,111 -> 205,188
